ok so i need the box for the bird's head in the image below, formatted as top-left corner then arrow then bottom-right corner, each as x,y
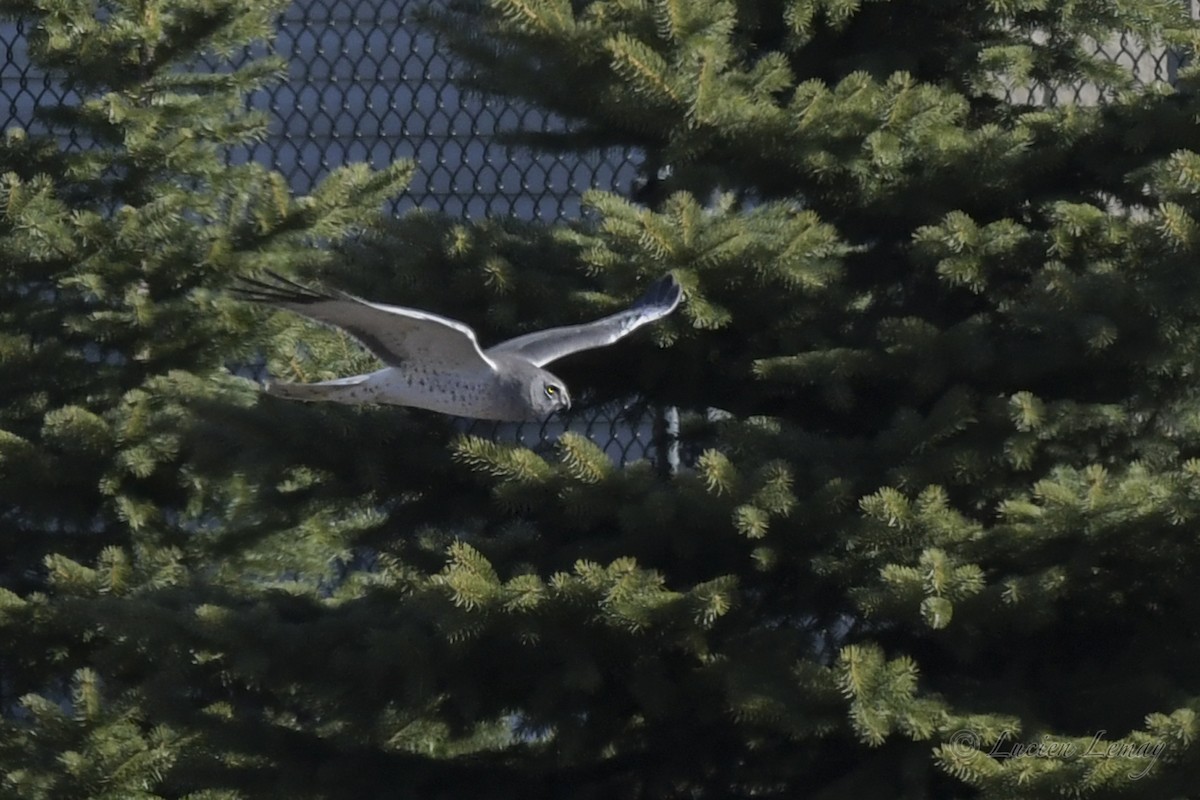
528,368 -> 571,417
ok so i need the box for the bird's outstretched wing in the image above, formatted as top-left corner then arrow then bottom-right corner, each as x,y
486,274 -> 682,367
232,272 -> 496,371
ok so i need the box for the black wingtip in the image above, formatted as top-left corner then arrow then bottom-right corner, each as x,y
633,273 -> 683,313
229,271 -> 332,306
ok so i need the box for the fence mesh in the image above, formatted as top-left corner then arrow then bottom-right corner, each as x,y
256,1 -> 647,220
0,2 -> 1189,465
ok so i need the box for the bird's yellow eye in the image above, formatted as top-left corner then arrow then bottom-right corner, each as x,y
544,385 -> 558,398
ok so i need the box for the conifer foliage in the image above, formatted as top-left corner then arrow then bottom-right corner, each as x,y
9,0 -> 1200,796
0,0 -> 415,795
425,0 -> 1200,796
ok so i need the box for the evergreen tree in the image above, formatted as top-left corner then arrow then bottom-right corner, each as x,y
414,0 -> 1200,796
0,0 -> 418,794
10,0 -> 1200,797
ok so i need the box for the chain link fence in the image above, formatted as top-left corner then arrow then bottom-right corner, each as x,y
0,1 -> 1189,466
1006,31 -> 1181,106
244,0 -> 645,220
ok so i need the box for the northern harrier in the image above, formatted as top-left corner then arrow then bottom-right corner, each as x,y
233,272 -> 683,421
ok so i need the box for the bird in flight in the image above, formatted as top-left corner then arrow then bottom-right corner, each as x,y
233,272 -> 683,421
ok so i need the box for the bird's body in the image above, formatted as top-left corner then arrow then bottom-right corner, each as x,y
267,356 -> 543,420
266,366 -> 495,416
233,271 -> 682,421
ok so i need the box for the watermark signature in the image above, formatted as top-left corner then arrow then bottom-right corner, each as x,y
948,728 -> 1166,780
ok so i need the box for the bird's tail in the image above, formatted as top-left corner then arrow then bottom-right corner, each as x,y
264,374 -> 372,404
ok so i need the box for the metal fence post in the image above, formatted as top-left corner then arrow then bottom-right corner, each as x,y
654,404 -> 680,477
